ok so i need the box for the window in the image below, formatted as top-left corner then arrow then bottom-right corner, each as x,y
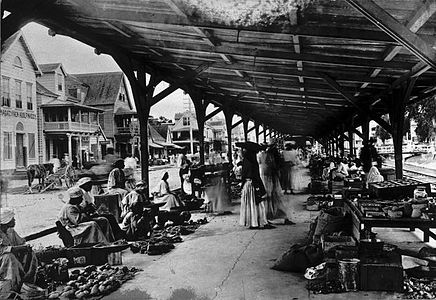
13,56 -> 22,68
26,83 -> 33,110
28,133 -> 35,159
3,132 -> 12,160
81,111 -> 89,123
183,116 -> 190,126
15,80 -> 22,109
90,112 -> 98,124
2,77 -> 10,107
69,88 -> 77,98
57,74 -> 63,91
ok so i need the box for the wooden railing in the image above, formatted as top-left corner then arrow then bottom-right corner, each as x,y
44,122 -> 99,133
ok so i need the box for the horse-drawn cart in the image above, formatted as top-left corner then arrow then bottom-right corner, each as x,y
27,164 -> 77,193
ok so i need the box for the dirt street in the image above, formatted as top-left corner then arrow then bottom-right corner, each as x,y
0,166 -> 180,240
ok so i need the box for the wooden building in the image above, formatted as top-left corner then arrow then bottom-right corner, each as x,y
0,31 -> 40,173
37,65 -> 105,165
71,72 -> 135,158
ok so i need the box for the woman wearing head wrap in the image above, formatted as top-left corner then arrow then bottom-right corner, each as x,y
153,172 -> 183,211
58,187 -> 113,245
76,178 -> 126,241
238,142 -> 273,229
107,159 -> 128,209
121,180 -> 150,218
366,163 -> 384,188
0,208 -> 38,294
259,145 -> 295,224
281,142 -> 300,194
121,202 -> 150,241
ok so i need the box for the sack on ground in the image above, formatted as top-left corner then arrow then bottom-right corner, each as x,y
314,207 -> 345,237
272,243 -> 323,273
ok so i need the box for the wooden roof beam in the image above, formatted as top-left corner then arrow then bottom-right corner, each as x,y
319,73 -> 392,133
230,119 -> 243,129
345,0 -> 436,70
151,62 -> 212,105
205,107 -> 223,121
143,43 -> 412,70
163,0 -> 233,65
358,0 -> 436,92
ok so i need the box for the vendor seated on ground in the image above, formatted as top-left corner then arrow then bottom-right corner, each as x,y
153,172 -> 183,211
121,180 -> 150,218
0,208 -> 38,295
365,162 -> 384,188
76,177 -> 125,240
106,159 -> 128,200
330,157 -> 349,181
121,202 -> 151,241
58,187 -> 114,245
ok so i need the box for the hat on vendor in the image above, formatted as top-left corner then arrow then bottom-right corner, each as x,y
77,177 -> 92,187
68,187 -> 83,199
0,207 -> 14,225
235,141 -> 262,152
113,159 -> 125,168
135,180 -> 147,188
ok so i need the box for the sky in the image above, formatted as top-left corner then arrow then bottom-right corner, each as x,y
21,22 -> 190,121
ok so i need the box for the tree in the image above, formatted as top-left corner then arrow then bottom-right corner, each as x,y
374,125 -> 390,143
407,96 -> 436,142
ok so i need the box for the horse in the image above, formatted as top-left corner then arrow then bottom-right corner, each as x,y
27,163 -> 54,193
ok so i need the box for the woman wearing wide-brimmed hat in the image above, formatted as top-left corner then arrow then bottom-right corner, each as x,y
237,142 -> 274,229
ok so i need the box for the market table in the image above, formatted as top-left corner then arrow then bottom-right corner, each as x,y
345,199 -> 436,242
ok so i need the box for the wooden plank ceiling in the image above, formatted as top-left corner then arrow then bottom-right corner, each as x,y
3,0 -> 436,138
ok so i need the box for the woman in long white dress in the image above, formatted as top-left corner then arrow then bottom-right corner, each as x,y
238,142 -> 273,229
259,146 -> 294,223
153,172 -> 183,211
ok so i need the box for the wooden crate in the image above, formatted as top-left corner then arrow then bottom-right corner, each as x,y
344,178 -> 364,189
369,179 -> 430,199
360,252 -> 403,292
321,235 -> 356,252
331,181 -> 344,194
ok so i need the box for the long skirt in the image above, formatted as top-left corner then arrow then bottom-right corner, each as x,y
0,251 -> 38,292
239,180 -> 268,228
155,194 -> 182,211
203,177 -> 231,212
67,221 -> 109,246
290,166 -> 303,191
281,162 -> 293,191
265,176 -> 289,220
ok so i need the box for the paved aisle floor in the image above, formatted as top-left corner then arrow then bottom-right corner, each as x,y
103,171 -> 406,300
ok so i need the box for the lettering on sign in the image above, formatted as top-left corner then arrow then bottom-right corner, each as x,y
0,108 -> 36,119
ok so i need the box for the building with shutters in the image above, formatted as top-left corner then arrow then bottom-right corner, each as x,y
0,31 -> 40,173
70,72 -> 135,158
37,65 -> 105,166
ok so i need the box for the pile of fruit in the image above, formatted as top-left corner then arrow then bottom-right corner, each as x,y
403,277 -> 436,299
47,264 -> 140,299
130,220 -> 207,255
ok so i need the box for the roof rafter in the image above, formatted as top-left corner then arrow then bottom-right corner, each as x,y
345,0 -> 436,70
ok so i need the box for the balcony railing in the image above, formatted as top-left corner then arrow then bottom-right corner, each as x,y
44,121 -> 99,133
116,126 -> 139,136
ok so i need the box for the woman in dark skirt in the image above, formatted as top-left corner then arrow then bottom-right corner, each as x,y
238,142 -> 273,229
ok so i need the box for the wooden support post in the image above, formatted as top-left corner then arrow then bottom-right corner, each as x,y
224,106 -> 234,167
348,129 -> 355,157
361,117 -> 370,144
263,127 -> 267,143
114,55 -> 155,196
192,94 -> 207,165
255,124 -> 260,144
242,117 -> 249,142
388,78 -> 416,179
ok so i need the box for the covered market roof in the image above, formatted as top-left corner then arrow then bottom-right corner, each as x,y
4,0 -> 436,138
